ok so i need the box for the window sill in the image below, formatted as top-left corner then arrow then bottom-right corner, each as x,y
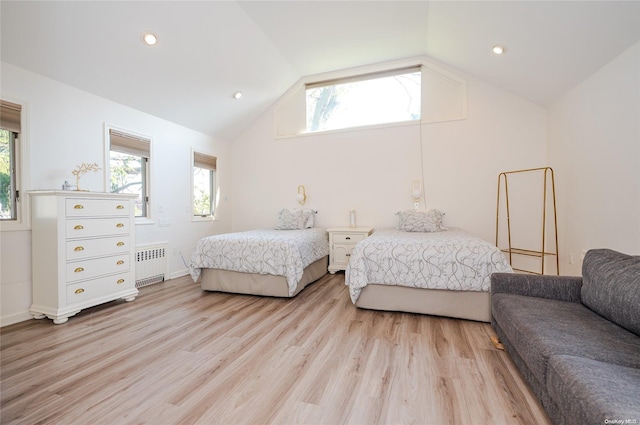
275,119 -> 420,140
135,217 -> 155,226
0,203 -> 30,232
191,216 -> 215,223
0,220 -> 30,232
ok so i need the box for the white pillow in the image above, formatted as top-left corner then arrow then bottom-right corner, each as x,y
275,209 -> 315,230
397,209 -> 446,232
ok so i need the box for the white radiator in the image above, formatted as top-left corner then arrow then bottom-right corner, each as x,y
135,244 -> 167,288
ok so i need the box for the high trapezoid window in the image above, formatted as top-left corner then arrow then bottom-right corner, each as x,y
305,66 -> 421,133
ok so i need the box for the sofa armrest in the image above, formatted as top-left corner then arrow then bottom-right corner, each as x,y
491,273 -> 583,303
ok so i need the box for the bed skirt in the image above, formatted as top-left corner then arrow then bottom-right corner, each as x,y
355,284 -> 491,322
200,256 -> 328,297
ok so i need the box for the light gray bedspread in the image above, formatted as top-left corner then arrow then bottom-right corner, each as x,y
190,228 -> 329,296
346,227 -> 512,303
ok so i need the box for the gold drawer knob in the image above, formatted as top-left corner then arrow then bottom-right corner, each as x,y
116,260 -> 125,265
74,225 -> 84,230
117,279 -> 125,284
116,205 -> 125,209
74,267 -> 84,273
117,242 -> 125,247
74,204 -> 84,209
116,223 -> 124,228
74,246 -> 84,252
75,288 -> 85,294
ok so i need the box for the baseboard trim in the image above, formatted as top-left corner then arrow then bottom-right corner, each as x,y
169,269 -> 190,280
1,311 -> 34,328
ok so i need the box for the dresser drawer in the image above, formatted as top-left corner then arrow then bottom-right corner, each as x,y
66,236 -> 131,261
66,272 -> 134,305
66,218 -> 131,238
65,198 -> 130,217
332,233 -> 365,244
67,254 -> 130,282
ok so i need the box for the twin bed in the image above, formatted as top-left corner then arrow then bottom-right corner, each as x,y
345,227 -> 512,322
190,209 -> 330,297
190,227 -> 329,297
189,208 -> 512,322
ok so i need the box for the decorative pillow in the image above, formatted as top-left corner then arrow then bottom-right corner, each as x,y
275,209 -> 315,230
302,209 -> 315,228
581,249 -> 640,336
397,209 -> 446,232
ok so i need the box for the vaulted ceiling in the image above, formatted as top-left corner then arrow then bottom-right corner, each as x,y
2,1 -> 639,140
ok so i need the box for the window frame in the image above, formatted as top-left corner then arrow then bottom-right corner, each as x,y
304,65 -> 422,134
274,58 -> 468,139
191,149 -> 217,222
0,100 -> 29,232
0,130 -> 17,221
104,125 -> 153,224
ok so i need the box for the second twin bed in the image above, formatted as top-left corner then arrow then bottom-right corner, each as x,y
345,227 -> 512,322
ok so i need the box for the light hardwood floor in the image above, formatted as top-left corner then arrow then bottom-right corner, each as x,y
1,273 -> 551,425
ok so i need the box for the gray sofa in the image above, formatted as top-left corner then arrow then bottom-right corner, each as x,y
491,249 -> 640,425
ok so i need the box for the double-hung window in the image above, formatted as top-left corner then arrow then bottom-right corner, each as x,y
305,66 -> 421,133
108,129 -> 150,218
0,100 -> 22,222
192,151 -> 216,218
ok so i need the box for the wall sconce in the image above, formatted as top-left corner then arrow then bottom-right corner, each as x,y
296,185 -> 307,205
412,180 -> 422,209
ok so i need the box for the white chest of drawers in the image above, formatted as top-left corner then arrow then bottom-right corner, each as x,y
29,191 -> 138,324
327,227 -> 374,273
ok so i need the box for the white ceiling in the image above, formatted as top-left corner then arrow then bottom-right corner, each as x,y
2,1 -> 639,140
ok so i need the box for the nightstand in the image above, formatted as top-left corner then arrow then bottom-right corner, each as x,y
327,227 -> 374,274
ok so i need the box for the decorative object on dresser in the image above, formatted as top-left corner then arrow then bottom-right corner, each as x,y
29,191 -> 138,324
327,226 -> 374,274
70,162 -> 101,191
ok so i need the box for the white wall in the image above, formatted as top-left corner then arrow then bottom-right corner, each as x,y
231,59 -> 547,248
548,41 -> 640,275
0,62 -> 232,326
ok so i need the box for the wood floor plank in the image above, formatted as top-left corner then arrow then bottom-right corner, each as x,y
0,273 -> 551,425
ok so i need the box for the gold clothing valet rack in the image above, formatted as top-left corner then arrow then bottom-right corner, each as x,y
495,167 -> 559,275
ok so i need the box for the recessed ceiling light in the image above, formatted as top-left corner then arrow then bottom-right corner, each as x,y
233,92 -> 243,99
492,45 -> 505,55
143,33 -> 158,46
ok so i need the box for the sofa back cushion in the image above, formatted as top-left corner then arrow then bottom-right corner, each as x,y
582,249 -> 640,336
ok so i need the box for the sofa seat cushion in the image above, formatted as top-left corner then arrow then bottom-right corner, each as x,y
582,249 -> 640,336
547,355 -> 640,425
492,294 -> 640,385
